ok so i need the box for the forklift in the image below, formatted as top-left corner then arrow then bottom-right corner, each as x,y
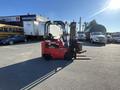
41,21 -> 86,60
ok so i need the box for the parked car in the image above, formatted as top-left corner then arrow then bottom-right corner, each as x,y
112,34 -> 120,43
0,35 -> 27,45
90,32 -> 107,44
107,35 -> 113,43
77,32 -> 86,41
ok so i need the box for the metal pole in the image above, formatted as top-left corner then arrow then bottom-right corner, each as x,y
79,17 -> 82,32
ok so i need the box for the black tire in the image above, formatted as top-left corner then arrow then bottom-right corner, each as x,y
9,41 -> 14,45
44,54 -> 52,61
91,39 -> 94,44
103,43 -> 106,46
24,39 -> 27,42
64,52 -> 72,61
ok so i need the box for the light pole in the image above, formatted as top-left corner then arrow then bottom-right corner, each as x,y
79,17 -> 82,32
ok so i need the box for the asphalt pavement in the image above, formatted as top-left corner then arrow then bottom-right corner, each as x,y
0,42 -> 120,90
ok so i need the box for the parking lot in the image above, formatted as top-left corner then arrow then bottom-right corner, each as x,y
0,42 -> 120,90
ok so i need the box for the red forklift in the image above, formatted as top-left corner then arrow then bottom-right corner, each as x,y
41,21 -> 86,60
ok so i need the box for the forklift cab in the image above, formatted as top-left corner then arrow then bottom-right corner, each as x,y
41,39 -> 68,60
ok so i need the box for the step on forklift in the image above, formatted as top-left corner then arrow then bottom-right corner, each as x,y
41,21 -> 86,60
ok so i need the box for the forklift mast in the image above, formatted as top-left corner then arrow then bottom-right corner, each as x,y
70,22 -> 77,40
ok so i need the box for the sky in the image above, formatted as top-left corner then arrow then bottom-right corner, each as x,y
0,0 -> 120,32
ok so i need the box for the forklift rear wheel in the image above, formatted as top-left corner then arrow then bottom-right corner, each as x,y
64,52 -> 72,61
44,54 -> 52,61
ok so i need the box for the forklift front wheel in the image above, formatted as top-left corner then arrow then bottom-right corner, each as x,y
64,52 -> 72,61
43,54 -> 52,61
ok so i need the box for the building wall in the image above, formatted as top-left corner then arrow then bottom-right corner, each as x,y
0,14 -> 48,26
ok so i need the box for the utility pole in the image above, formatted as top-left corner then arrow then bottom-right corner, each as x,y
79,17 -> 82,32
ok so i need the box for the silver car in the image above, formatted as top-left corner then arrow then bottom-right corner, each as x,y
112,35 -> 120,43
78,33 -> 86,41
107,35 -> 113,43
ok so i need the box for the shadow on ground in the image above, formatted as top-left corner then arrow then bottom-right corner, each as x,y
76,57 -> 91,60
0,58 -> 73,90
76,54 -> 91,61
